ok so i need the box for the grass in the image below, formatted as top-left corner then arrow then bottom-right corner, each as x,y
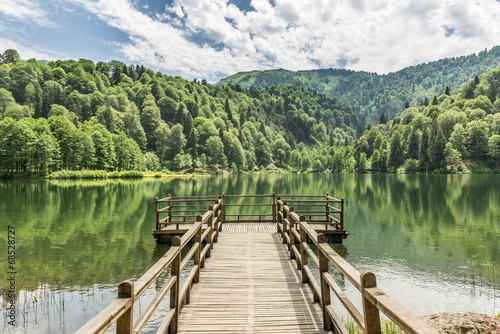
344,318 -> 405,334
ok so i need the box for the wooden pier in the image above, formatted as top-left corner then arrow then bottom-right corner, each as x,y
153,194 -> 349,243
77,194 -> 438,334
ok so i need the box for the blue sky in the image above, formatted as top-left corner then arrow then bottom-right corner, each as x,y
1,0 -> 500,82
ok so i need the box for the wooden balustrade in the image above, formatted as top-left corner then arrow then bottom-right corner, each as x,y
77,199 -> 223,334
277,200 -> 437,334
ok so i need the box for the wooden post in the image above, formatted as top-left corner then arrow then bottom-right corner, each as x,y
276,196 -> 281,232
299,215 -> 308,284
272,192 -> 276,224
289,211 -> 295,260
194,215 -> 202,283
340,197 -> 344,231
318,234 -> 332,331
116,280 -> 134,334
325,193 -> 329,231
361,271 -> 381,334
170,237 -> 181,334
222,193 -> 226,224
155,197 -> 159,231
207,206 -> 213,258
283,206 -> 291,245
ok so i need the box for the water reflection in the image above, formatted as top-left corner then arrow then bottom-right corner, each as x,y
0,174 -> 499,332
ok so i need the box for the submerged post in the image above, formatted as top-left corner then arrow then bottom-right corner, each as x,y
340,197 -> 344,231
155,197 -> 159,231
116,280 -> 134,334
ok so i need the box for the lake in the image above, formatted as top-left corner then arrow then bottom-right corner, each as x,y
0,173 -> 499,333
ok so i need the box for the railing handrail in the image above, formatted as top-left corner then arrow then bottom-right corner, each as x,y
77,200 -> 223,334
277,203 -> 437,334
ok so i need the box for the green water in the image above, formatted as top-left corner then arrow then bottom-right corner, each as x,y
0,174 -> 499,332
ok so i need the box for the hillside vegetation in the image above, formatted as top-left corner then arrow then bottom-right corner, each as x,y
0,49 -> 361,176
343,68 -> 500,173
217,46 -> 500,124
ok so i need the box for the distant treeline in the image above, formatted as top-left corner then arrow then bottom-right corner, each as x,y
218,46 -> 500,124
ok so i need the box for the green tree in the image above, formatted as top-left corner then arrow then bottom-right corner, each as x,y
165,124 -> 186,160
387,131 -> 404,170
428,119 -> 446,170
487,134 -> 500,160
466,120 -> 489,160
140,104 -> 161,150
419,125 -> 430,170
206,136 -> 227,169
143,152 -> 161,171
444,142 -> 462,166
1,49 -> 20,64
358,152 -> 367,172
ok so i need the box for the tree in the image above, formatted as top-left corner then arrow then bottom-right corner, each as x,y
449,123 -> 467,156
387,131 -> 404,170
444,142 -> 462,166
143,152 -> 161,171
379,112 -> 388,124
165,124 -> 186,160
406,126 -> 420,160
466,120 -> 489,160
488,134 -> 500,160
358,152 -> 367,172
419,125 -> 430,170
332,150 -> 343,172
223,131 -> 246,170
140,104 -> 161,150
225,97 -> 233,121
206,136 -> 227,169
428,119 -> 446,170
1,49 -> 20,64
445,86 -> 450,96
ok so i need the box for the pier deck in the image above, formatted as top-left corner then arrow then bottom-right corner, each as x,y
77,193 -> 438,334
178,229 -> 329,333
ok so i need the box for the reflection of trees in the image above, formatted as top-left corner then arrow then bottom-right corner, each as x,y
338,174 -> 500,268
0,174 -> 498,294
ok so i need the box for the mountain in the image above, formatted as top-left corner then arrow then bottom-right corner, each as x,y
0,52 -> 361,176
217,46 -> 500,124
345,66 -> 500,173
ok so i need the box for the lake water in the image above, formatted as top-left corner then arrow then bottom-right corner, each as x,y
0,174 -> 499,333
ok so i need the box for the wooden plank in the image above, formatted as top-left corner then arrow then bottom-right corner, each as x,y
177,231 -> 330,334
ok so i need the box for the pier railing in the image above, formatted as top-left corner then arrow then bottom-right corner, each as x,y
277,200 -> 438,334
76,198 -> 223,334
154,193 -> 347,241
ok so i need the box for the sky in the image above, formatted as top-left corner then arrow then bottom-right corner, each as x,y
1,0 -> 500,82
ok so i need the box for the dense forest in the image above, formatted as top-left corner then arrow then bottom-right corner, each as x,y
0,49 -> 362,177
218,46 -> 500,124
345,69 -> 500,173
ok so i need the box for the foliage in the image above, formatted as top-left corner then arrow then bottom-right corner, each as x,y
0,50 -> 362,175
218,46 -> 500,123
349,67 -> 500,173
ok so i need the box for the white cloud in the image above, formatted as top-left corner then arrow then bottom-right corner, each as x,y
0,37 -> 55,60
71,0 -> 500,81
0,0 -> 54,27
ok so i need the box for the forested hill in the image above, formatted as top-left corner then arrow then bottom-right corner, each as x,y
0,50 -> 361,176
343,67 -> 500,173
217,46 -> 500,124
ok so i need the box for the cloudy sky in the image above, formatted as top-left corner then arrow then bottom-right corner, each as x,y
1,0 -> 500,82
